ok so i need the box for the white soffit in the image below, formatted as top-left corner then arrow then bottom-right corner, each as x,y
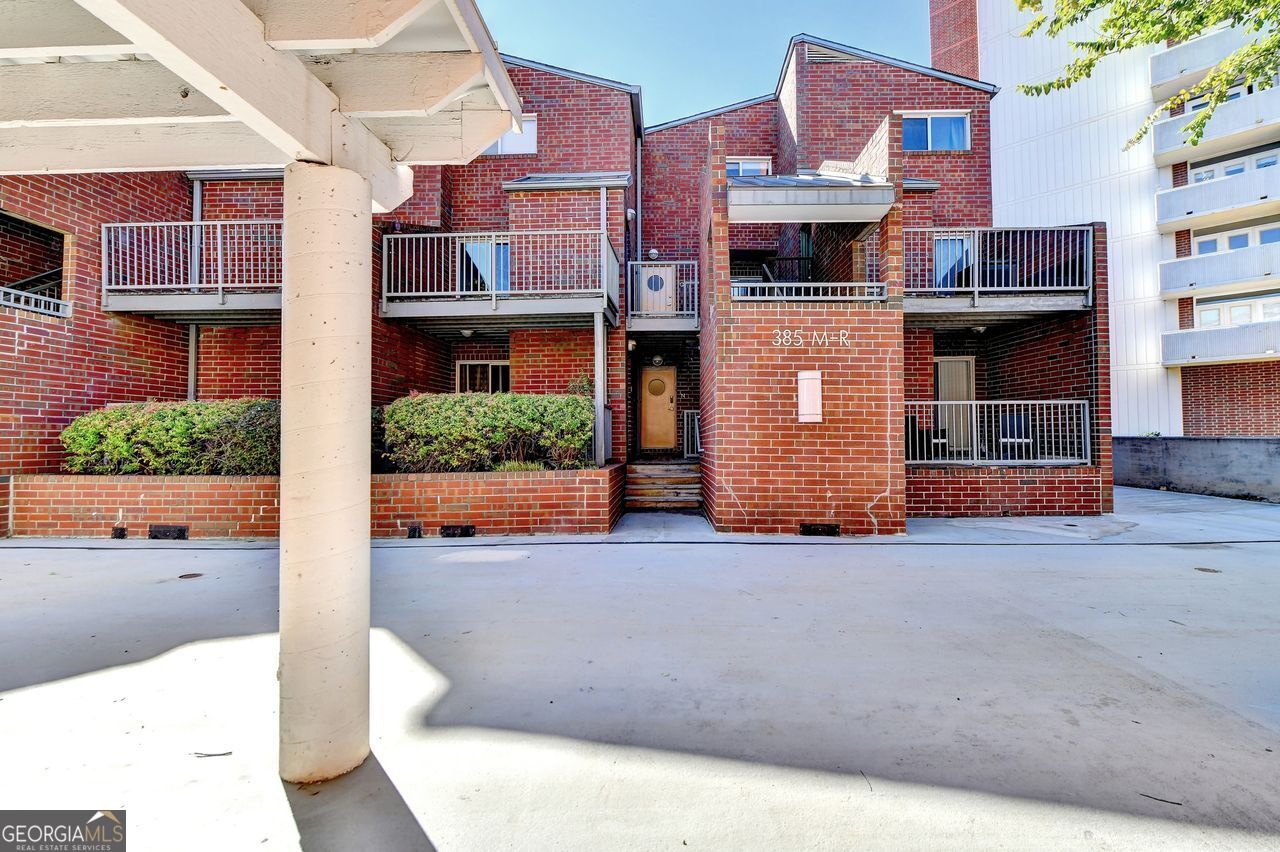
727,172 -> 895,223
0,0 -> 520,212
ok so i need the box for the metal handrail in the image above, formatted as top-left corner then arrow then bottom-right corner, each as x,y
101,220 -> 282,306
1,285 -> 71,318
904,226 -> 1094,296
905,400 -> 1091,466
383,230 -> 618,310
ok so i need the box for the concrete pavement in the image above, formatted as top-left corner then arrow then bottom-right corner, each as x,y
0,487 -> 1278,850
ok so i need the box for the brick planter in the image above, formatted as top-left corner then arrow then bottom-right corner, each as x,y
5,465 -> 626,539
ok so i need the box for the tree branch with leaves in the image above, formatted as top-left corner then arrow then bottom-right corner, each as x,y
1016,0 -> 1279,148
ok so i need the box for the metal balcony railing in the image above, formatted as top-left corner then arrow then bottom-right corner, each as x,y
102,221 -> 282,303
683,409 -> 702,458
383,230 -> 620,310
628,261 -> 698,323
904,227 -> 1094,296
905,400 -> 1091,466
1,268 -> 69,317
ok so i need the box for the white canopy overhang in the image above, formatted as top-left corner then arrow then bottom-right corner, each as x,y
0,0 -> 522,212
727,171 -> 895,224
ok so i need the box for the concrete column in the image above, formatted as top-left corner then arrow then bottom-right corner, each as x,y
278,162 -> 373,784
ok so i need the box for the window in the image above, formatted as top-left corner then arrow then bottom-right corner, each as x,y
933,235 -> 972,289
459,239 -> 510,292
1197,293 -> 1280,328
726,157 -> 772,177
1258,154 -> 1278,170
1194,223 -> 1280,255
482,115 -> 537,156
1189,147 -> 1279,184
902,114 -> 970,152
1192,167 -> 1215,183
456,362 -> 511,393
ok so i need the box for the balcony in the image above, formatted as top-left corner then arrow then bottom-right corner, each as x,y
728,257 -> 886,302
1154,87 -> 1280,166
1150,28 -> 1250,102
904,227 -> 1094,320
102,221 -> 282,323
1162,319 -> 1280,366
381,230 -> 620,330
627,261 -> 698,331
1156,167 -> 1280,233
1160,241 -> 1280,299
905,400 -> 1091,466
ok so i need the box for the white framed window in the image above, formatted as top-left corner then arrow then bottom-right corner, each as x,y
1196,294 -> 1280,329
482,115 -> 537,156
1194,222 -> 1280,255
902,112 -> 971,152
1189,146 -> 1279,184
456,361 -> 511,393
726,156 -> 772,177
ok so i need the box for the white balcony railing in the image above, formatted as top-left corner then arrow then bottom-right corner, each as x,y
102,220 -> 282,303
730,255 -> 886,301
383,230 -> 619,311
628,261 -> 698,323
1,285 -> 70,317
1150,27 -> 1251,101
1154,87 -> 1280,165
1156,166 -> 1280,232
1162,319 -> 1280,365
905,400 -> 1091,466
905,227 -> 1094,296
1160,241 -> 1280,297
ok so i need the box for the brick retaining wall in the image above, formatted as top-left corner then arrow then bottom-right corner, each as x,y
6,466 -> 626,539
906,466 -> 1109,517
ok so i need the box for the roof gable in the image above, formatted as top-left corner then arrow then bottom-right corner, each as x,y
777,34 -> 999,96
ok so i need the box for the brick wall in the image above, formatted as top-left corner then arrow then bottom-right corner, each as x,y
7,467 -> 627,538
929,0 -> 980,79
643,99 -> 778,260
197,326 -> 281,399
0,213 -> 63,286
1,173 -> 194,474
1181,362 -> 1280,436
509,328 -> 593,394
199,179 -> 282,219
443,63 -> 636,232
906,467 -> 1109,516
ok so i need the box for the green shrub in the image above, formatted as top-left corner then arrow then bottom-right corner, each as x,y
61,399 -> 280,475
492,460 -> 548,472
382,392 -> 594,473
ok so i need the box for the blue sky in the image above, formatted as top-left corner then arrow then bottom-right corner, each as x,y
478,0 -> 932,127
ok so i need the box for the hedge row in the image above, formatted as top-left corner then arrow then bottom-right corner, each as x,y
61,399 -> 281,476
61,393 -> 595,475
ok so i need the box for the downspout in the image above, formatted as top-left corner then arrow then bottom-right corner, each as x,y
187,325 -> 199,400
635,136 -> 643,262
596,187 -> 609,465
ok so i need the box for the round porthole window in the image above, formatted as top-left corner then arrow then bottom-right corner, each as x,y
646,274 -> 666,293
647,379 -> 667,396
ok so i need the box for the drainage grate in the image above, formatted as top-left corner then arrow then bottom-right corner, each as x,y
148,524 -> 189,540
799,523 -> 840,537
440,525 -> 476,538
407,524 -> 423,539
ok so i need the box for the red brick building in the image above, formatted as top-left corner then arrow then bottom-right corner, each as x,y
0,37 -> 1112,537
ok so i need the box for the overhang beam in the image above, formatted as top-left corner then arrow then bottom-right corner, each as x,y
70,0 -> 412,210
306,52 -> 485,118
0,0 -> 134,59
243,0 -> 442,50
0,123 -> 288,174
0,61 -> 228,128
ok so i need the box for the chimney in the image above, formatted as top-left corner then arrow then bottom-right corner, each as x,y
929,0 -> 980,80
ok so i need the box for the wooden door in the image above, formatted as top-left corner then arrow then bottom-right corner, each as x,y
640,366 -> 677,449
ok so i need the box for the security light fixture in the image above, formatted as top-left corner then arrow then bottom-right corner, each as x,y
648,248 -> 660,260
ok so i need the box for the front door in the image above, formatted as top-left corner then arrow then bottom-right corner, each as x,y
637,265 -> 676,315
934,356 -> 975,453
640,366 -> 677,449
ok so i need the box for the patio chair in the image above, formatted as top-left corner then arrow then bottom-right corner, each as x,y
998,411 -> 1034,461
